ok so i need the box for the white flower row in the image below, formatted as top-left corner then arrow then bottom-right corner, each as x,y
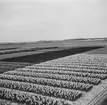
0,74 -> 92,92
32,64 -> 107,70
24,65 -> 107,74
0,87 -> 68,105
15,68 -> 107,80
4,71 -> 101,85
0,79 -> 82,101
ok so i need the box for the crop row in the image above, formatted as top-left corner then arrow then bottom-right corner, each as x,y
44,60 -> 107,65
0,87 -> 68,105
4,71 -> 101,85
38,62 -> 107,68
0,74 -> 92,92
33,64 -> 106,70
0,79 -> 82,101
60,62 -> 107,67
24,66 -> 107,74
43,61 -> 107,67
14,69 -> 107,80
18,67 -> 107,78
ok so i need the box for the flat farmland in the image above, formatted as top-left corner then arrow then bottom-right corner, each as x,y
0,62 -> 32,74
1,46 -> 102,63
0,39 -> 105,61
0,54 -> 107,105
85,46 -> 107,54
0,39 -> 107,105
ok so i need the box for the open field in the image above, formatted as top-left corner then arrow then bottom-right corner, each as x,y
1,39 -> 107,49
0,47 -> 59,55
85,46 -> 107,54
0,54 -> 107,105
0,62 -> 32,74
1,46 -> 102,63
0,39 -> 107,105
0,39 -> 106,60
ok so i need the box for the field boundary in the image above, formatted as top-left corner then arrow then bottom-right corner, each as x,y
88,87 -> 107,105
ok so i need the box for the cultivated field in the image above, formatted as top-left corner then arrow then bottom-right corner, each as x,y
0,39 -> 106,60
0,39 -> 107,105
0,54 -> 107,105
85,46 -> 107,54
0,62 -> 32,74
1,46 -> 101,63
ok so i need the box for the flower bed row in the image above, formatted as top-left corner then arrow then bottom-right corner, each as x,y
24,66 -> 107,74
0,79 -> 82,101
4,71 -> 101,85
0,87 -> 69,105
0,74 -> 92,92
17,68 -> 107,79
33,64 -> 106,70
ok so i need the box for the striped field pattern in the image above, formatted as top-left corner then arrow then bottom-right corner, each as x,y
0,54 -> 107,105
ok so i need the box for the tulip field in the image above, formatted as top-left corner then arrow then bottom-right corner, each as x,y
0,54 -> 107,105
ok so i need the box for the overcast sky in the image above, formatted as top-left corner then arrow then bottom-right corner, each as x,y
0,0 -> 107,42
